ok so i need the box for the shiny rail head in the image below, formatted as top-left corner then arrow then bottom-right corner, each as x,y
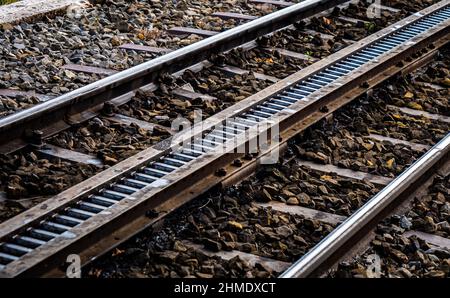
0,1 -> 449,276
0,0 -> 349,131
280,132 -> 450,278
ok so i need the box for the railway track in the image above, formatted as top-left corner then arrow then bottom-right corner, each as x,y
0,0 -> 411,217
86,46 -> 450,278
0,0 -> 434,206
0,0 -> 363,218
0,0 -> 448,277
87,42 -> 450,278
86,37 -> 450,278
0,0 -> 307,105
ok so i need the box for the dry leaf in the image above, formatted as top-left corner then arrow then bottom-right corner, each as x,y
407,102 -> 423,110
441,78 -> 450,87
385,158 -> 395,169
228,221 -> 243,230
320,175 -> 339,185
403,91 -> 414,99
392,113 -> 402,120
362,142 -> 374,150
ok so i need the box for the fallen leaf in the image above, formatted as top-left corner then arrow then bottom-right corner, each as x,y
407,102 -> 423,110
392,113 -> 402,120
228,221 -> 243,230
278,241 -> 288,251
441,78 -> 450,87
362,142 -> 374,150
385,158 -> 395,169
320,175 -> 339,186
403,91 -> 414,99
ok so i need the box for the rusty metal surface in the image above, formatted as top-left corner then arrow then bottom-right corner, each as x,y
66,38 -> 450,278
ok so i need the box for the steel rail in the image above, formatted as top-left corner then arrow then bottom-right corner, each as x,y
0,0 -> 448,277
280,132 -> 450,278
0,0 -> 347,147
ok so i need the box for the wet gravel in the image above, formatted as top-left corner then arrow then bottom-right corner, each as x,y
330,173 -> 450,278
340,96 -> 449,145
409,174 -> 450,239
180,67 -> 273,103
257,0 -> 405,59
384,0 -> 438,12
83,140 -> 449,277
110,2 -> 450,129
88,244 -> 278,278
86,86 -> 438,277
293,46 -> 449,178
0,114 -> 172,221
115,68 -> 272,127
116,88 -> 219,126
